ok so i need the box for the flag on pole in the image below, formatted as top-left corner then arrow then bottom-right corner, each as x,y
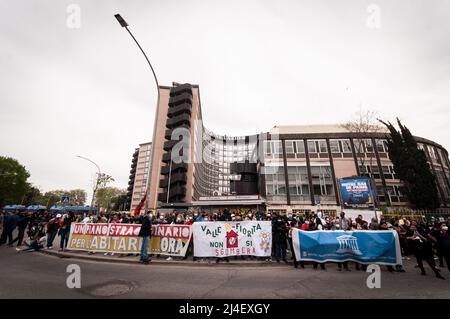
133,192 -> 147,214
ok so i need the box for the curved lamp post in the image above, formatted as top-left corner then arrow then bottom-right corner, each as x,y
77,155 -> 101,215
115,13 -> 160,212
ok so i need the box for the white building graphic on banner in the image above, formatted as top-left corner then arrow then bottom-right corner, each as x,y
336,234 -> 362,255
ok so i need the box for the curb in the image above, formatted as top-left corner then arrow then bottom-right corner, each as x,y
39,250 -> 293,267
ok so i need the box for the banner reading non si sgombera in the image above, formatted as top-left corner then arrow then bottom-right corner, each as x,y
67,223 -> 192,256
193,221 -> 272,257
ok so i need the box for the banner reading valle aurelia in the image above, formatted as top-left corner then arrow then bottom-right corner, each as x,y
149,224 -> 192,257
292,229 -> 402,265
193,221 -> 272,257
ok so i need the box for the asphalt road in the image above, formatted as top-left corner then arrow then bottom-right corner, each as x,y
0,245 -> 449,299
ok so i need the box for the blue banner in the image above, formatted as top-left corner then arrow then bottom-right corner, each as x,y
338,178 -> 374,208
292,230 -> 402,265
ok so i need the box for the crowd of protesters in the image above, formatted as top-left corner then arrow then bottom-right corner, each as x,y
1,208 -> 450,279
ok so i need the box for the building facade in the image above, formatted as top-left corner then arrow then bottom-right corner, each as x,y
134,82 -> 450,215
127,142 -> 152,211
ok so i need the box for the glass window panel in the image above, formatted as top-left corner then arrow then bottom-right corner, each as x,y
295,141 -> 305,153
307,141 -> 317,153
285,141 -> 294,154
318,140 -> 328,153
365,139 -> 374,152
330,140 -> 340,153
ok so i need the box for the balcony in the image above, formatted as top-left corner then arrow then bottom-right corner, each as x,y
159,173 -> 187,188
165,125 -> 190,140
158,186 -> 187,202
167,102 -> 192,118
163,140 -> 179,151
160,163 -> 188,175
162,150 -> 186,163
166,113 -> 191,129
170,83 -> 193,97
168,92 -> 192,107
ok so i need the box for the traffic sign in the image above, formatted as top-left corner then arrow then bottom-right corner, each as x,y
61,196 -> 70,203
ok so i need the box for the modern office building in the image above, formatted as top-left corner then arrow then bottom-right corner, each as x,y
127,142 -> 152,211
131,82 -> 450,215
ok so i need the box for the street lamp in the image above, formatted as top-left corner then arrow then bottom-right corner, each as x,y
115,13 -> 160,212
77,155 -> 101,215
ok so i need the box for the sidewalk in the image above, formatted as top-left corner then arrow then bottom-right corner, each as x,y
39,249 -> 293,267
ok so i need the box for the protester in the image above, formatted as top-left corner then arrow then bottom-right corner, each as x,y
46,214 -> 61,249
406,223 -> 445,279
11,211 -> 29,246
0,211 -> 19,246
138,210 -> 152,264
272,213 -> 288,263
58,213 -> 73,252
431,222 -> 450,277
16,232 -> 47,252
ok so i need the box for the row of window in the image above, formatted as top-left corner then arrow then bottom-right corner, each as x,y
264,139 -> 389,156
265,165 -> 335,202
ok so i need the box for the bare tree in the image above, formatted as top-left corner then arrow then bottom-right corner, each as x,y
341,108 -> 384,177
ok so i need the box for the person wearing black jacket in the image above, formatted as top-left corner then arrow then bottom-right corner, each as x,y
0,211 -> 19,246
138,210 -> 152,264
272,214 -> 288,263
11,212 -> 29,246
407,223 -> 444,279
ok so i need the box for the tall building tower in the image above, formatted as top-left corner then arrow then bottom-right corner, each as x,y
129,142 -> 152,211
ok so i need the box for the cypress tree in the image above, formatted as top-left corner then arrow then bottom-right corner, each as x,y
379,118 -> 441,209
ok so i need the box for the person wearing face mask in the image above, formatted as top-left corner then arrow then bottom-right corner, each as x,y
272,213 -> 288,263
174,214 -> 184,225
430,223 -> 450,277
406,223 -> 444,279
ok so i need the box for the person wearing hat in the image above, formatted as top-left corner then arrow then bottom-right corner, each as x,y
46,213 -> 61,249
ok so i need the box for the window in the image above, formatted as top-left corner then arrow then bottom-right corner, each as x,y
438,149 -> 448,168
329,140 -> 340,153
376,139 -> 386,153
340,139 -> 352,153
264,140 -> 282,155
287,166 -> 310,201
265,167 -> 287,199
365,139 -> 374,152
285,141 -> 294,154
427,145 -> 437,160
310,165 -> 335,200
318,140 -> 328,153
353,139 -> 365,153
295,141 -> 305,153
307,140 -> 317,153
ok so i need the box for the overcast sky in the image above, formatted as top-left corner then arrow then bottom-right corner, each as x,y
1,0 -> 449,202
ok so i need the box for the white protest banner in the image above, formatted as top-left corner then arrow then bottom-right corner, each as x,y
193,221 -> 272,257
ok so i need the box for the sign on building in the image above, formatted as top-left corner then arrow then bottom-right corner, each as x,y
338,178 -> 375,208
